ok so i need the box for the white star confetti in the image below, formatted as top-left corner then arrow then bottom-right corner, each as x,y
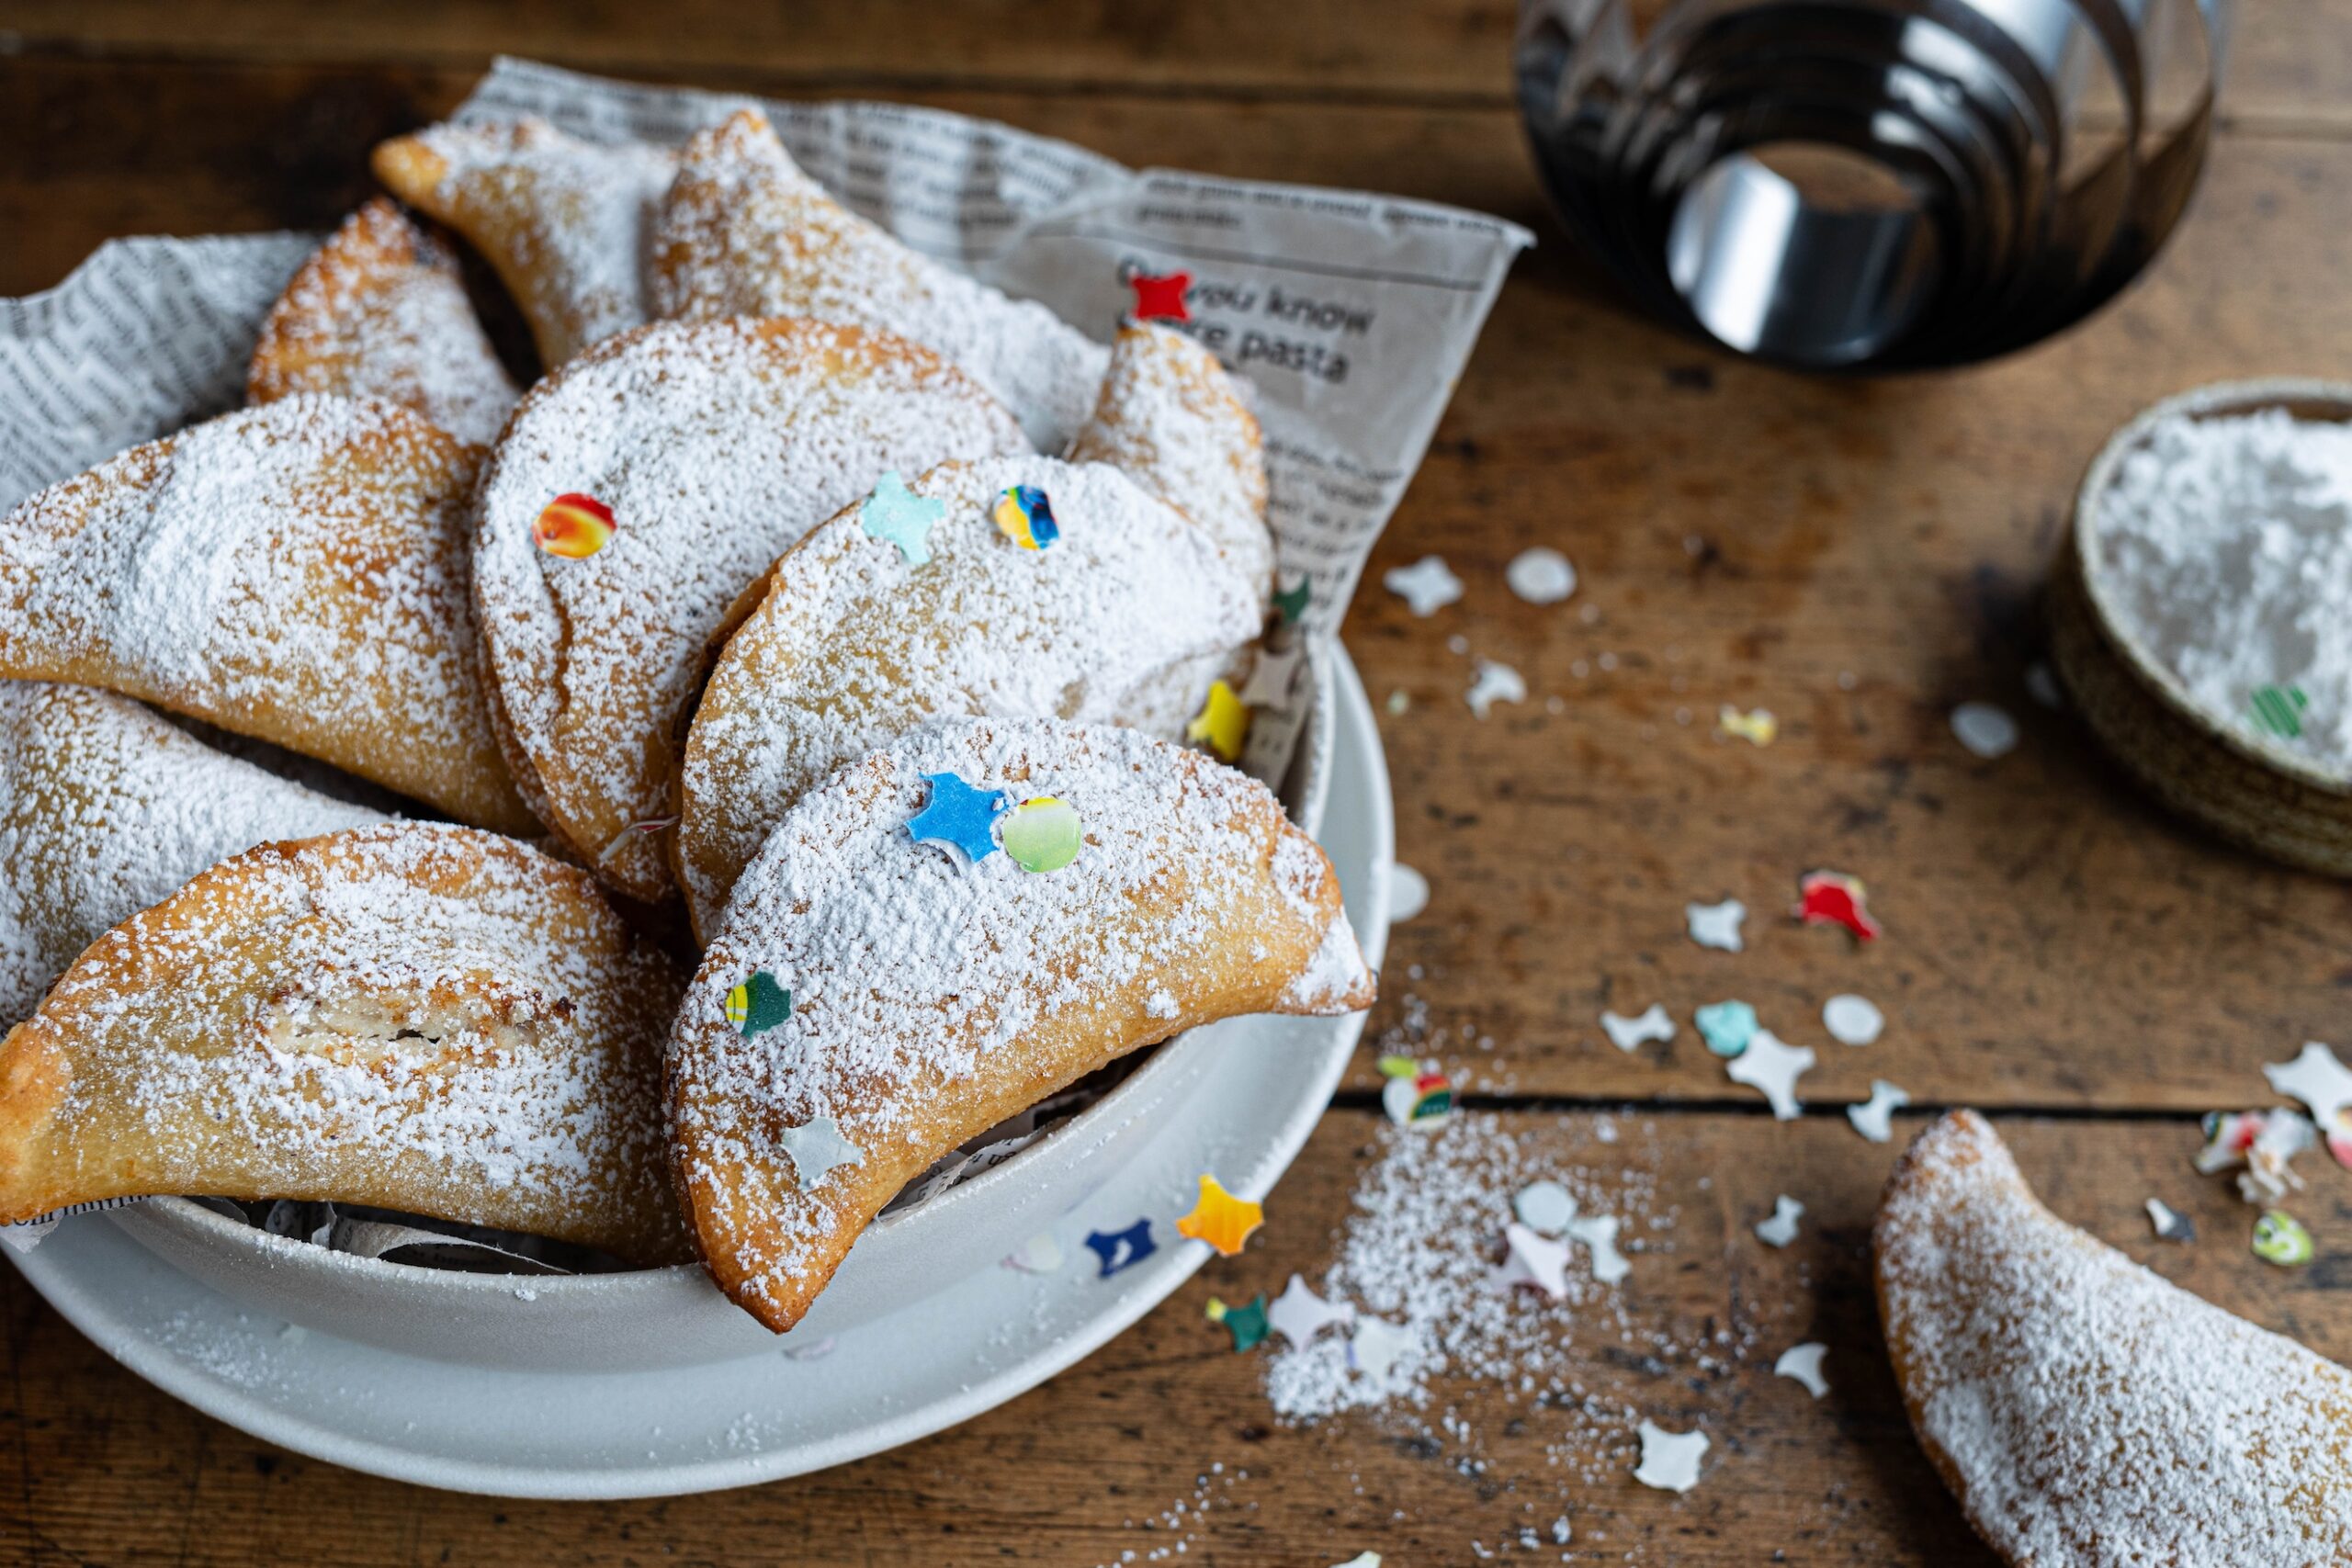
2266,1042 -> 2352,1125
1386,862 -> 1429,921
1506,547 -> 1577,604
1384,555 -> 1463,615
1466,659 -> 1526,717
777,1117 -> 865,1188
1566,1213 -> 1630,1283
1822,993 -> 1883,1046
1003,1232 -> 1063,1273
1349,1316 -> 1413,1380
1774,1342 -> 1829,1398
1513,1179 -> 1577,1235
1238,646 -> 1306,709
1951,700 -> 2019,758
1268,1274 -> 1356,1348
1490,1222 -> 1571,1300
1756,1195 -> 1804,1247
1847,1080 -> 1910,1143
1601,1003 -> 1675,1052
1686,897 -> 1747,952
1726,1029 -> 1814,1119
2145,1199 -> 2196,1243
1633,1420 -> 1709,1493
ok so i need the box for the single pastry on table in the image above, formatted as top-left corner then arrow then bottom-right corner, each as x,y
649,107 -> 1109,450
668,716 -> 1376,1332
672,455 -> 1265,938
247,197 -> 520,448
0,393 -> 536,834
0,823 -> 692,1264
1875,1110 -> 2352,1566
0,682 -> 385,1023
371,118 -> 677,369
469,315 -> 1028,902
1069,321 -> 1275,606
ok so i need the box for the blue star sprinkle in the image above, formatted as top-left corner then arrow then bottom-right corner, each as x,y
1084,1219 -> 1158,1278
859,469 -> 947,566
907,771 -> 1007,865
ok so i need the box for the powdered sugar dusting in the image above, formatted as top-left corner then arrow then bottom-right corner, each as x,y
1878,1112 -> 2352,1564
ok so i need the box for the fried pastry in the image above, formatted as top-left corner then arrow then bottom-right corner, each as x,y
371,118 -> 676,369
0,823 -> 692,1264
0,682 -> 385,1022
669,716 -> 1376,1331
0,394 -> 536,834
649,107 -> 1108,450
1069,321 -> 1275,604
247,198 -> 520,448
1875,1111 -> 2352,1566
672,456 -> 1264,938
470,315 -> 1027,902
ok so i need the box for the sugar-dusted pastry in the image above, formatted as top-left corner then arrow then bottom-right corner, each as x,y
471,316 -> 1028,902
673,456 -> 1263,938
247,198 -> 520,448
1876,1110 -> 2352,1565
0,682 -> 386,1022
0,394 -> 536,834
1069,321 -> 1275,604
0,823 -> 692,1264
669,716 -> 1375,1331
649,107 -> 1109,451
371,118 -> 676,369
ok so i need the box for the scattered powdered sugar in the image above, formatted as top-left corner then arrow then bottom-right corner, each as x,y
0,681 -> 383,1021
2094,408 -> 2352,773
1878,1111 -> 2352,1564
651,108 -> 1109,451
673,455 -> 1261,932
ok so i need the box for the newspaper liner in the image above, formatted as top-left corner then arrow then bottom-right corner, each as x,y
0,57 -> 1527,1268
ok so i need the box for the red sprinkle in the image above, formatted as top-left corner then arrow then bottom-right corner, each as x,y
1795,870 -> 1881,942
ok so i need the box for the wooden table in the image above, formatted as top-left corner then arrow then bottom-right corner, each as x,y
5,4 -> 2349,1562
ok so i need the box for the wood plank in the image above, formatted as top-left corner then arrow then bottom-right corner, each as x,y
0,1108 -> 2335,1563
5,0 -> 2340,131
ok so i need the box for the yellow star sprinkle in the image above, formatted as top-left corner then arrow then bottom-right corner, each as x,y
1186,680 -> 1251,761
1175,1174 -> 1264,1258
1717,704 -> 1778,746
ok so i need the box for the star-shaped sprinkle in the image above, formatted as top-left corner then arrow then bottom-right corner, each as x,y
1272,574 -> 1311,625
1267,1274 -> 1356,1348
1513,1179 -> 1577,1236
1795,871 -> 1880,942
1348,1316 -> 1412,1380
1774,1342 -> 1829,1399
776,1117 -> 865,1189
1601,1004 -> 1675,1052
1186,679 -> 1251,761
1694,999 -> 1758,1058
1204,1293 -> 1269,1350
2253,1209 -> 2313,1267
1633,1420 -> 1708,1494
1566,1213 -> 1630,1283
1951,700 -> 2019,759
1822,993 -> 1883,1046
1175,1174 -> 1263,1257
1718,705 -> 1778,746
859,469 -> 946,566
1084,1218 -> 1157,1277
1686,897 -> 1747,952
1489,1222 -> 1571,1300
1726,1029 -> 1814,1120
1847,1079 -> 1911,1143
907,771 -> 1007,864
1383,555 -> 1463,616
724,969 -> 792,1036
2267,1042 -> 2352,1126
1238,646 -> 1306,709
1756,1195 -> 1804,1247
1127,269 -> 1192,321
1466,659 -> 1525,718
1004,1232 -> 1064,1273
2145,1199 -> 2195,1243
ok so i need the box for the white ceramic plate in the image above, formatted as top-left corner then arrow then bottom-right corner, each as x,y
6,646 -> 1393,1498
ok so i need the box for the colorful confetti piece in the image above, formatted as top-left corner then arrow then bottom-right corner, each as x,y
776,1117 -> 864,1189
1774,1342 -> 1829,1398
991,483 -> 1059,551
533,492 -> 616,558
1686,897 -> 1747,952
1822,993 -> 1884,1046
2253,1209 -> 2313,1266
724,969 -> 792,1036
1375,1055 -> 1421,1080
1718,705 -> 1778,746
859,469 -> 946,566
1795,871 -> 1881,942
1951,700 -> 2019,758
1238,646 -> 1305,709
1566,1212 -> 1630,1283
2265,1042 -> 2352,1127
1128,269 -> 1192,321
1084,1219 -> 1158,1277
1490,1221 -> 1570,1299
1601,1004 -> 1675,1052
907,771 -> 1006,864
1385,861 -> 1429,921
2145,1199 -> 2195,1243
2251,683 -> 2309,739
1633,1421 -> 1708,1494
1726,1029 -> 1814,1120
1204,1293 -> 1269,1351
1381,1070 -> 1453,1127
1186,679 -> 1251,761
1465,659 -> 1526,718
1512,1179 -> 1577,1236
1004,1233 -> 1064,1273
1348,1317 -> 1412,1379
1176,1175 -> 1264,1258
1694,999 -> 1758,1058
1000,795 -> 1081,873
2197,1109 -> 2316,1205
1383,555 -> 1463,616
1268,1275 -> 1356,1348
1273,574 -> 1312,625
1506,547 -> 1577,604
1847,1080 -> 1910,1143
1756,1195 -> 1804,1247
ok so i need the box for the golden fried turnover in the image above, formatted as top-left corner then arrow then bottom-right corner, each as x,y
0,682 -> 384,1022
0,394 -> 536,834
649,107 -> 1108,450
672,456 -> 1263,938
669,716 -> 1375,1331
470,316 -> 1027,903
248,198 -> 520,448
1069,321 -> 1274,604
0,823 -> 692,1264
371,118 -> 676,369
1876,1111 -> 2352,1566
